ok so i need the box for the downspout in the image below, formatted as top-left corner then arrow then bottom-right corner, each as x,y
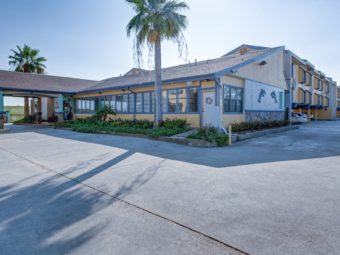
214,77 -> 227,134
127,87 -> 136,121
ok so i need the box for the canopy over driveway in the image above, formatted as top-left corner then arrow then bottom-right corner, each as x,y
0,70 -> 98,128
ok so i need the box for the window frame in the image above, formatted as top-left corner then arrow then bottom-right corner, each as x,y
161,86 -> 200,114
223,85 -> 243,114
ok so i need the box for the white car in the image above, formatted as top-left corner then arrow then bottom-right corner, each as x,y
291,113 -> 300,124
291,113 -> 308,123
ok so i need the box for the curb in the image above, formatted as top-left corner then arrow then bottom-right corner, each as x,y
235,125 -> 299,142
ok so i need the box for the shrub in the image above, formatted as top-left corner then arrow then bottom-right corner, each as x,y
160,118 -> 188,129
231,120 -> 289,133
14,117 -> 31,124
149,127 -> 184,138
188,126 -> 228,147
94,105 -> 116,122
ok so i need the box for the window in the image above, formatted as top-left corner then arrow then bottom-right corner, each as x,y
136,93 -> 143,113
168,89 -> 177,112
162,90 -> 168,112
143,92 -> 151,113
115,95 -> 122,112
128,94 -> 135,113
188,88 -> 198,112
178,88 -> 187,113
223,85 -> 243,113
110,96 -> 116,110
151,92 -> 155,113
161,87 -> 199,113
122,95 -> 128,113
75,98 -> 96,113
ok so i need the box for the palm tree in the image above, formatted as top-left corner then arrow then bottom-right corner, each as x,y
126,0 -> 189,126
9,44 -> 47,74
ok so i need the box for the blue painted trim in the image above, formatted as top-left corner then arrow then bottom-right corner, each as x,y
215,46 -> 285,78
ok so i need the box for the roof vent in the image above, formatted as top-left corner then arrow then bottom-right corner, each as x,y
240,47 -> 248,55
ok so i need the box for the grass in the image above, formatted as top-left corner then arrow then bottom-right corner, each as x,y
187,126 -> 228,147
4,106 -> 24,122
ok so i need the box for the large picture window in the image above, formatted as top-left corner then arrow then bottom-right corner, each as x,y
75,98 -> 96,113
161,87 -> 199,113
223,85 -> 243,113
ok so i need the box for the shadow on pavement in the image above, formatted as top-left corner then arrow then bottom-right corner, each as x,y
4,122 -> 340,168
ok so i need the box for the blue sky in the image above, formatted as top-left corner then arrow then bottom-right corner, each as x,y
1,0 -> 339,105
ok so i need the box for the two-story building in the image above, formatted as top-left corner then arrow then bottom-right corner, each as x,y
284,50 -> 338,121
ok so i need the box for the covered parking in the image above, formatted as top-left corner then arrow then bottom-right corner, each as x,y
0,70 -> 97,129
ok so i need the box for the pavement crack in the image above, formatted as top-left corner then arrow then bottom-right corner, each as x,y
0,146 -> 250,255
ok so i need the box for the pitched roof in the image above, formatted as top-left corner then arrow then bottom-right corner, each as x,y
0,70 -> 98,94
81,46 -> 277,93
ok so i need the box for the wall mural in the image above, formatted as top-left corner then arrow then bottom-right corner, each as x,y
245,80 -> 284,111
258,89 -> 266,103
270,91 -> 278,104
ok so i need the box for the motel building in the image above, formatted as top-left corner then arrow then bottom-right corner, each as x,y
337,87 -> 340,118
0,45 -> 338,130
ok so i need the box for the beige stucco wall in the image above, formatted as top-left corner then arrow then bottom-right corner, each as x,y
220,75 -> 244,88
236,50 -> 287,90
219,75 -> 245,127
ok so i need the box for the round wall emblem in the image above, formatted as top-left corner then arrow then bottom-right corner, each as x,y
205,97 -> 213,105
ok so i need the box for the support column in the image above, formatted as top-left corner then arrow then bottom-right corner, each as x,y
307,108 -> 311,122
37,97 -> 42,123
55,94 -> 64,123
24,97 -> 29,118
0,90 -> 4,129
315,110 -> 318,121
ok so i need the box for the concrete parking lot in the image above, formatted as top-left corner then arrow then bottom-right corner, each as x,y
1,122 -> 340,255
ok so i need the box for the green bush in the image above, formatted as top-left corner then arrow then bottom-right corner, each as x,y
160,118 -> 188,129
14,117 -> 31,124
231,120 -> 289,133
188,126 -> 228,147
149,127 -> 185,138
95,105 -> 116,122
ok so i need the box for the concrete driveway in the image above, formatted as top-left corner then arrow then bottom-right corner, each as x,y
0,122 -> 340,255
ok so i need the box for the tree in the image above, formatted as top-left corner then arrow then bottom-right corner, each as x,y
8,44 -> 47,74
126,0 -> 189,127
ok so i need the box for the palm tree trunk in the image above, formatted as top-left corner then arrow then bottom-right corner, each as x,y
154,38 -> 163,127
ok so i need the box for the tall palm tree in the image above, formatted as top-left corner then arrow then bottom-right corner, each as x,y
126,0 -> 189,126
9,44 -> 47,74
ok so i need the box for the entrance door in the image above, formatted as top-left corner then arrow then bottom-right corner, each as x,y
202,91 -> 221,127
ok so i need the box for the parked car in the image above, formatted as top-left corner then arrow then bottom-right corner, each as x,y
291,112 -> 308,124
296,113 -> 308,123
291,113 -> 301,124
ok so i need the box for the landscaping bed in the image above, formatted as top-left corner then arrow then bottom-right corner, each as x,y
187,127 -> 229,147
54,109 -> 190,139
231,120 -> 289,133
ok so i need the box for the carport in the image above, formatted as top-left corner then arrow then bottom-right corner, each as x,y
0,70 -> 97,129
